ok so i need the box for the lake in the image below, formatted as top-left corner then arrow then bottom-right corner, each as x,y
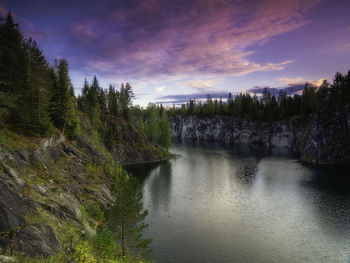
126,142 -> 350,263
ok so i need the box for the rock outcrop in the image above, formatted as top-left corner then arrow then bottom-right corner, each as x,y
0,125 -> 168,256
0,180 -> 61,256
171,107 -> 350,165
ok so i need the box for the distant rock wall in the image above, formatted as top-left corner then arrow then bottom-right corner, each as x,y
171,115 -> 296,147
171,106 -> 350,165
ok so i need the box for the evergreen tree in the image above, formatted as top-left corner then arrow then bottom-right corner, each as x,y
77,78 -> 90,112
86,76 -> 102,130
227,92 -> 234,114
300,84 -> 316,115
18,38 -> 53,135
0,12 -> 27,95
119,83 -> 134,120
63,96 -> 80,140
0,14 -> 54,136
107,173 -> 151,257
50,59 -> 80,139
278,90 -> 288,119
147,105 -> 160,144
107,84 -> 120,117
159,110 -> 172,150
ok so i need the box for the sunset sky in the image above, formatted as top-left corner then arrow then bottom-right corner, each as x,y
1,0 -> 350,106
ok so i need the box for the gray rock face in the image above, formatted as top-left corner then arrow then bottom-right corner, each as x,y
2,164 -> 26,187
14,225 -> 61,256
0,121 -> 168,258
171,111 -> 350,165
0,134 -> 112,257
171,115 -> 295,148
0,181 -> 60,256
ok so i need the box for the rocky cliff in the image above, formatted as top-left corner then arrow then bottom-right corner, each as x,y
171,107 -> 350,165
0,123 -> 169,258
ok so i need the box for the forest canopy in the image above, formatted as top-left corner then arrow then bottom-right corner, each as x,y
168,72 -> 350,122
0,12 -> 172,149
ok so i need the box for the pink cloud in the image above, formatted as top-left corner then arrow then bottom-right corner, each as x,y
70,22 -> 97,42
70,0 -> 322,78
0,3 -> 7,16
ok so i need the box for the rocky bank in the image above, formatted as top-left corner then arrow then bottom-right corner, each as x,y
0,122 -> 169,258
171,107 -> 350,165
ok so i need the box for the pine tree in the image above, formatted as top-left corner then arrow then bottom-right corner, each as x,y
63,96 -> 80,140
107,173 -> 151,257
138,115 -> 145,135
147,106 -> 160,144
227,92 -> 234,114
119,83 -> 134,120
86,76 -> 102,130
159,110 -> 172,150
77,78 -> 90,112
50,59 -> 79,139
0,12 -> 27,95
1,18 -> 54,136
20,38 -> 53,135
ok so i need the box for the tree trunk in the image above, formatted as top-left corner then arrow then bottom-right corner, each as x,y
121,214 -> 125,257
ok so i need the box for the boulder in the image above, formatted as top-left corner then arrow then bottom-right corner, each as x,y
0,181 -> 61,256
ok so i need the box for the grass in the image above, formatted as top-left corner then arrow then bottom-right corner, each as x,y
0,128 -> 40,151
0,119 -> 162,263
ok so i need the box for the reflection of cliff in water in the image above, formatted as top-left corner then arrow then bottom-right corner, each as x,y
128,142 -> 350,263
232,157 -> 259,186
176,140 -> 293,159
124,161 -> 165,179
301,167 -> 350,237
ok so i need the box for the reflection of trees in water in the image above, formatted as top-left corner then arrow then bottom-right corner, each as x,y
146,161 -> 172,212
125,162 -> 163,180
233,157 -> 259,186
302,167 -> 350,237
305,189 -> 350,237
227,143 -> 268,158
306,167 -> 350,194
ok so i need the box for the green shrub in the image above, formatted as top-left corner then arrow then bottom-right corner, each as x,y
85,202 -> 104,222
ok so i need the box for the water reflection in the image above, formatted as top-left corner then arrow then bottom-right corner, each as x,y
233,158 -> 258,185
126,160 -> 173,212
298,168 -> 350,239
127,142 -> 350,263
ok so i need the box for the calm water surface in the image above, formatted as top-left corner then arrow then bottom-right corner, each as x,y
126,142 -> 350,263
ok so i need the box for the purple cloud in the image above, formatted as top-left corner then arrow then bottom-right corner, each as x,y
65,0 -> 321,78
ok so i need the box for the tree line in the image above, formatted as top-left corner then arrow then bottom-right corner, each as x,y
0,12 -> 172,148
0,12 -> 165,261
0,12 -> 79,138
134,104 -> 172,150
169,72 -> 350,122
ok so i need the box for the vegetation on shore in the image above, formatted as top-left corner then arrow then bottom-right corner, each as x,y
0,12 -> 172,262
0,12 -> 172,150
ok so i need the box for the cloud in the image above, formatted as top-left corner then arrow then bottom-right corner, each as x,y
70,22 -> 98,42
20,18 -> 47,40
155,86 -> 165,92
248,85 -> 306,96
158,82 -> 313,104
156,89 -> 230,104
185,78 -> 225,92
0,3 -> 7,16
278,77 -> 326,86
66,0 -> 321,78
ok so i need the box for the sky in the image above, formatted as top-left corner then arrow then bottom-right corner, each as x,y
1,0 -> 350,106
